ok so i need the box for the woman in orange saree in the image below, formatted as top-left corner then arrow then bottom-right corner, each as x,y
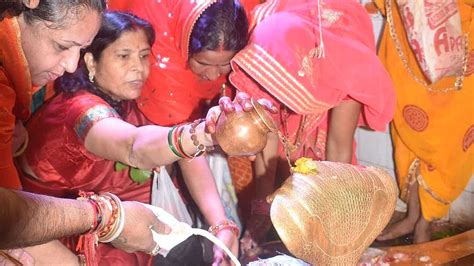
0,1 -> 101,188
374,0 -> 473,243
228,0 -> 396,254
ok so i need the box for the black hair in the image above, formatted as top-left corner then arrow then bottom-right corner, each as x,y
7,0 -> 106,29
189,0 -> 248,55
0,1 -> 24,20
57,11 -> 155,116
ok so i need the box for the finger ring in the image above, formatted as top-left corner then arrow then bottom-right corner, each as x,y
148,242 -> 161,256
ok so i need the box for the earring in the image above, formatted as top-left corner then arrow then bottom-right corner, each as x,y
88,72 -> 94,83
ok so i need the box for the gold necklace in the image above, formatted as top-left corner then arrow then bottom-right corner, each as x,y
277,108 -> 308,171
386,0 -> 470,93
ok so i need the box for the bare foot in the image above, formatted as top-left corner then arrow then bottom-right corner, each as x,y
376,217 -> 416,241
414,217 -> 431,243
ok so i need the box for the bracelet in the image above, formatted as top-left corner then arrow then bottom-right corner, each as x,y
77,191 -> 124,242
99,193 -> 125,243
78,191 -> 103,234
168,126 -> 184,158
189,119 -> 206,158
97,194 -> 119,241
208,219 -> 240,238
175,124 -> 192,159
76,191 -> 124,265
86,199 -> 101,234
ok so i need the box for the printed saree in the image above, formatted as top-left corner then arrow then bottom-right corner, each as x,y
20,91 -> 152,265
230,0 -> 396,164
0,16 -> 32,189
376,0 -> 474,220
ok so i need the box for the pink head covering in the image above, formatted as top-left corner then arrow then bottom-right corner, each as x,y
230,0 -> 395,159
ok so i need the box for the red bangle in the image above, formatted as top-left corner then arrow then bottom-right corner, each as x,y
98,195 -> 119,240
78,191 -> 102,234
86,200 -> 101,234
208,219 -> 240,238
175,124 -> 192,159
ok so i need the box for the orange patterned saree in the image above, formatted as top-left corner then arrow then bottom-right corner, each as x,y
376,0 -> 474,220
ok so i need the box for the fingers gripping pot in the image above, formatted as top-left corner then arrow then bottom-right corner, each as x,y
215,98 -> 277,156
267,161 -> 398,265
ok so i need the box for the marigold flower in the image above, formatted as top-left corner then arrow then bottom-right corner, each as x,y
292,157 -> 318,175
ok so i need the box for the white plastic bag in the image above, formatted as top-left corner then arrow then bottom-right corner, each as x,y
396,0 -> 464,83
140,203 -> 240,265
151,167 -> 193,225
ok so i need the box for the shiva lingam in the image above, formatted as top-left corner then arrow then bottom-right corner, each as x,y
215,98 -> 277,156
267,159 -> 398,265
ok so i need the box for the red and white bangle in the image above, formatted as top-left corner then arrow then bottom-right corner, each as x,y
208,219 -> 240,238
77,191 -> 124,242
99,193 -> 125,243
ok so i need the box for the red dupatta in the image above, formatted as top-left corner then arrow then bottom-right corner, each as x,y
230,0 -> 395,161
109,0 -> 227,126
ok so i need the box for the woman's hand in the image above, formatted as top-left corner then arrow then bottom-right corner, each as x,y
112,201 -> 171,254
212,229 -> 238,266
205,92 -> 277,134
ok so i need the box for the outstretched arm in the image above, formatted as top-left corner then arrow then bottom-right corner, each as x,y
0,188 -> 170,255
178,158 -> 239,262
84,118 -> 213,169
0,188 -> 93,249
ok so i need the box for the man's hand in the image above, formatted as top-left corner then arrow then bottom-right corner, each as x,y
111,201 -> 171,254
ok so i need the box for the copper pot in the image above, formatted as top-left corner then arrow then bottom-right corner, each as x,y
215,99 -> 277,156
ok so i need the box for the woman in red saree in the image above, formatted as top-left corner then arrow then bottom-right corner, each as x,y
109,0 -> 249,256
19,11 -> 238,265
228,0 -> 396,255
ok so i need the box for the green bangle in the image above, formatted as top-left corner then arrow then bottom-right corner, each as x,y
167,126 -> 183,158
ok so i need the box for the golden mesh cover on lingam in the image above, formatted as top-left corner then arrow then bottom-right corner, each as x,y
268,161 -> 397,265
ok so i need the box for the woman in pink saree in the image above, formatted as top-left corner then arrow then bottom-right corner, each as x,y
228,0 -> 396,254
